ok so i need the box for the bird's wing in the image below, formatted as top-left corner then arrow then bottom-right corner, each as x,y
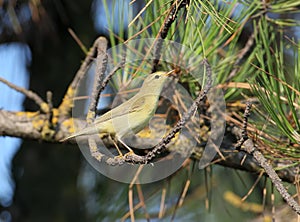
93,96 -> 146,125
128,97 -> 147,113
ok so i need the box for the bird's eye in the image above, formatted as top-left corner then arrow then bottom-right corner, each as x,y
154,75 -> 160,79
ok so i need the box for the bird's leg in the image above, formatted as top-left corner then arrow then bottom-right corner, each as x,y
112,140 -> 122,156
110,135 -> 135,159
113,137 -> 144,162
109,135 -> 124,157
118,138 -> 134,154
118,138 -> 147,163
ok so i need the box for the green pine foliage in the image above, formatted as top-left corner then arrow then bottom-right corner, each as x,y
102,0 -> 300,164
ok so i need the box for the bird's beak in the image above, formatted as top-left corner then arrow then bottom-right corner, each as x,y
166,70 -> 175,76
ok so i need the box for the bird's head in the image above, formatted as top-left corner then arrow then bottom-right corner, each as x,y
141,70 -> 174,90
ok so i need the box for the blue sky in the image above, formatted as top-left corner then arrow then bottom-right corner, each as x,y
0,0 -> 127,208
0,43 -> 31,206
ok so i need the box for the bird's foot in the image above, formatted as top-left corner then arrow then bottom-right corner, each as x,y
109,154 -> 125,165
124,151 -> 146,163
113,153 -> 124,159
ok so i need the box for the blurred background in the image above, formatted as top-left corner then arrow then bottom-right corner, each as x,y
0,0 -> 299,221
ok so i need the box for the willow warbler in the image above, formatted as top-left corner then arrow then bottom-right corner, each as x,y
61,71 -> 173,154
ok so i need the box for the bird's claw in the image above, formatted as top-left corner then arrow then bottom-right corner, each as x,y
108,151 -> 147,165
124,151 -> 146,163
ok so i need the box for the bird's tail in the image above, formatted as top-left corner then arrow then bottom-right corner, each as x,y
60,125 -> 98,142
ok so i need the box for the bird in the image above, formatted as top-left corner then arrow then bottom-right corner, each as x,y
61,70 -> 173,157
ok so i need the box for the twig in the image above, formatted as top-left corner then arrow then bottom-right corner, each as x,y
152,0 -> 188,72
46,91 -> 54,128
0,76 -> 48,113
243,139 -> 300,214
236,101 -> 300,214
86,37 -> 108,124
58,36 -> 107,116
241,170 -> 264,201
68,28 -> 88,54
88,137 -> 104,161
178,179 -> 191,207
136,183 -> 151,222
85,39 -> 128,165
235,101 -> 252,148
159,186 -> 167,218
226,32 -> 255,82
128,187 -> 135,222
98,59 -> 125,96
84,37 -> 125,165
121,202 -> 143,222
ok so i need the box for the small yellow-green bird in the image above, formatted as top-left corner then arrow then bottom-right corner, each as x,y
61,71 -> 173,155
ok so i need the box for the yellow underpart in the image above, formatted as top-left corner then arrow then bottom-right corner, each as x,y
136,127 -> 152,138
136,125 -> 180,143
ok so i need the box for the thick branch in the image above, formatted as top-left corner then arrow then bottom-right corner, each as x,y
0,109 -> 297,184
0,109 -> 83,142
